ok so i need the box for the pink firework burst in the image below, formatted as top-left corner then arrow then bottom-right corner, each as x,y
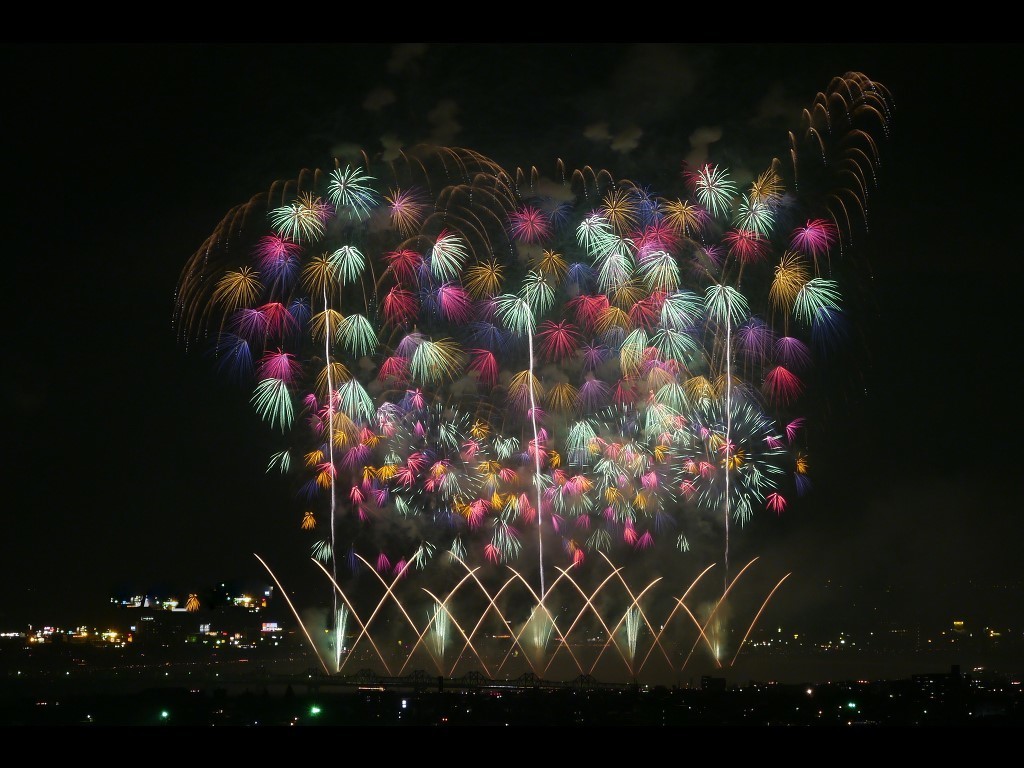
634,220 -> 681,257
342,443 -> 372,469
253,232 -> 301,262
392,559 -> 409,579
466,499 -> 487,528
435,282 -> 475,324
613,378 -> 637,407
460,439 -> 481,462
722,228 -> 769,263
254,234 -> 302,287
468,349 -> 498,386
623,521 -> 638,546
257,348 -> 302,384
258,302 -> 299,339
785,418 -> 806,444
763,365 -> 804,406
790,218 -> 838,258
394,466 -> 415,488
568,294 -> 609,333
382,248 -> 423,287
628,292 -> 663,329
381,286 -> 419,328
509,204 -> 553,243
405,450 -> 428,473
636,531 -> 655,550
518,493 -> 536,524
536,319 -> 582,362
766,492 -> 787,515
378,355 -> 410,384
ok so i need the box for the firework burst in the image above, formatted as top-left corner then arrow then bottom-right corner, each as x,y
176,74 -> 892,610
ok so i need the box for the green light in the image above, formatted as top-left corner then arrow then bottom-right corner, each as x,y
310,705 -> 321,716
846,702 -> 856,709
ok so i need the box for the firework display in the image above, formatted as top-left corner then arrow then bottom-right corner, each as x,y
175,72 -> 892,611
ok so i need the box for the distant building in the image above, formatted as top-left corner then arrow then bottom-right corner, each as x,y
701,675 -> 727,691
112,583 -> 286,647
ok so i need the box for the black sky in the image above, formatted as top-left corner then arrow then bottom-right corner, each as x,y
3,43 -> 1021,671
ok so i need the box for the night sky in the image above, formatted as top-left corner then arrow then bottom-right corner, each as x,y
4,43 -> 1020,679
